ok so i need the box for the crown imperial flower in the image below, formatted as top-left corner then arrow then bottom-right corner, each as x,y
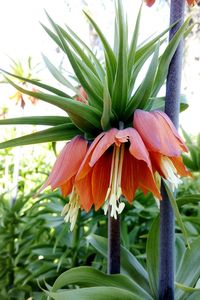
75,127 -> 161,219
134,110 -> 191,191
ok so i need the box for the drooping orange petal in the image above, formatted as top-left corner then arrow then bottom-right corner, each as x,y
137,160 -> 161,199
60,177 -> 74,197
116,128 -> 152,168
134,110 -> 187,157
76,132 -> 105,181
92,150 -> 112,210
89,128 -> 118,167
149,152 -> 166,178
170,156 -> 192,177
156,111 -> 188,152
75,171 -> 93,212
121,149 -> 138,203
44,136 -> 88,190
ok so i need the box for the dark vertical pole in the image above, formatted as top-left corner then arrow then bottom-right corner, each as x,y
108,212 -> 120,274
159,0 -> 185,299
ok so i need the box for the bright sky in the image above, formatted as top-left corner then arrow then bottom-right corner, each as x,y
0,0 -> 199,135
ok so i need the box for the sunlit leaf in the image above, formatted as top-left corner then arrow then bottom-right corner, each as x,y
0,124 -> 81,148
4,76 -> 102,131
0,116 -> 69,126
146,216 -> 159,299
87,234 -> 151,294
163,180 -> 190,248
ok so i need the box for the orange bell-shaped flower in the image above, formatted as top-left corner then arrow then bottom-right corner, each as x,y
134,109 -> 190,191
76,127 -> 161,219
40,135 -> 89,230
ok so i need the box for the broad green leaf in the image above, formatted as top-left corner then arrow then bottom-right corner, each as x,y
163,181 -> 190,248
87,234 -> 151,294
146,216 -> 160,300
175,236 -> 186,273
112,0 -> 128,117
186,291 -> 200,300
0,124 -> 81,149
181,127 -> 200,171
48,286 -> 142,300
152,17 -> 191,96
4,77 -> 102,131
175,237 -> 200,300
147,94 -> 189,112
176,195 -> 200,208
1,68 -> 70,98
125,42 -> 159,119
51,266 -> 153,299
0,116 -> 69,126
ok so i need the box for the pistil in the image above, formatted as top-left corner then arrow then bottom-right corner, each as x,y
104,144 -> 125,218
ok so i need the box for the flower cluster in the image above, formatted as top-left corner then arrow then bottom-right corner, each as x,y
41,109 -> 190,230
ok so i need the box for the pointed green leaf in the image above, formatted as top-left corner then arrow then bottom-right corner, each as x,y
128,43 -> 158,99
135,21 -> 177,62
0,124 -> 81,149
65,25 -> 105,82
1,68 -> 70,98
152,17 -> 191,96
45,13 -> 103,111
4,77 -> 102,131
0,116 -> 69,126
163,180 -> 190,248
175,237 -> 200,300
125,42 -> 160,119
42,54 -> 78,94
101,79 -> 113,130
128,4 -> 142,76
83,11 -> 117,91
146,216 -> 160,299
112,0 -> 128,117
175,282 -> 200,293
58,26 -> 99,77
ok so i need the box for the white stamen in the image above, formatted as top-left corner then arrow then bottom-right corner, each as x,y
161,156 -> 182,191
104,144 -> 125,218
61,187 -> 80,231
